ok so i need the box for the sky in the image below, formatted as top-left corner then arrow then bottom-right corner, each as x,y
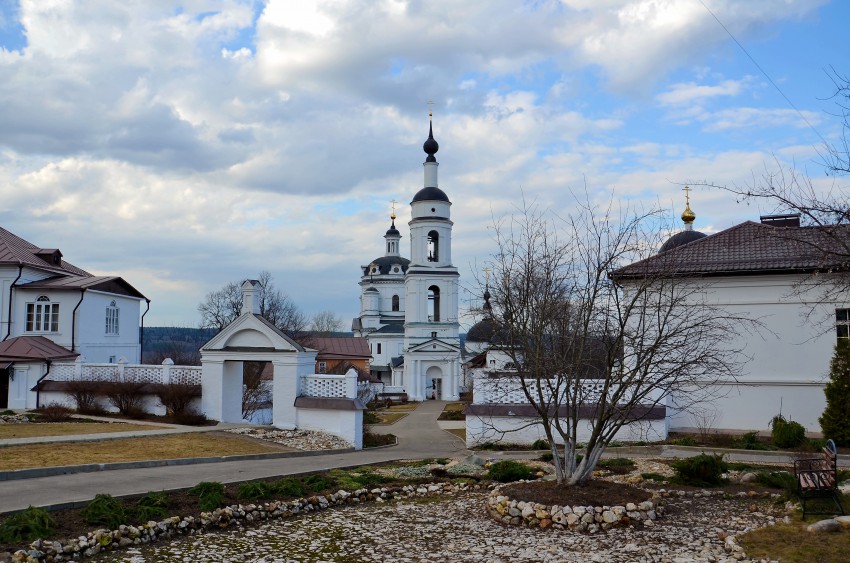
0,0 -> 847,329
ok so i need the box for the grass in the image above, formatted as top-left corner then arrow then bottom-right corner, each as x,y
443,402 -> 465,412
385,403 -> 418,412
0,422 -> 161,439
0,432 -> 287,471
738,521 -> 850,562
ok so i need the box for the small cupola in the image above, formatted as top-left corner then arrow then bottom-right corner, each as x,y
659,186 -> 707,253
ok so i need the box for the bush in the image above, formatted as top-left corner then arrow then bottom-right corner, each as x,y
0,506 -> 55,543
188,482 -> 225,512
737,431 -> 776,451
238,482 -> 273,501
37,402 -> 73,422
487,460 -> 536,483
134,492 -> 170,522
103,380 -> 147,417
671,436 -> 697,446
641,472 -> 668,482
771,415 -> 807,449
81,494 -> 127,529
170,409 -> 209,426
153,383 -> 200,416
671,453 -> 727,486
272,478 -> 305,498
302,474 -> 333,493
362,411 -> 381,425
598,458 -> 636,474
755,471 -> 797,498
64,379 -> 102,414
530,439 -> 550,450
820,340 -> 850,446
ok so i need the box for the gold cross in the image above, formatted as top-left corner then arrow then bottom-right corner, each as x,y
427,99 -> 434,118
683,185 -> 691,206
390,199 -> 397,219
483,267 -> 490,286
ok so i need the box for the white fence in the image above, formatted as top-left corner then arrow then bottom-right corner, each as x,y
472,373 -> 628,405
49,358 -> 202,386
300,373 -> 358,399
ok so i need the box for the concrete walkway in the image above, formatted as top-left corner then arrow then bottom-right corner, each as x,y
0,401 -> 467,513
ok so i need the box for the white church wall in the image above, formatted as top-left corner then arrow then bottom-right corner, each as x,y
296,408 -> 362,449
77,290 -> 142,363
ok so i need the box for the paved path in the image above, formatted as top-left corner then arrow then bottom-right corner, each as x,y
0,401 -> 467,512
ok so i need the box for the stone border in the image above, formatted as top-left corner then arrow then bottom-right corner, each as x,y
6,481 -> 479,562
486,483 -> 664,533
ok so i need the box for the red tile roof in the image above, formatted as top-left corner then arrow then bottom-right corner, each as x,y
0,336 -> 78,362
612,221 -> 850,279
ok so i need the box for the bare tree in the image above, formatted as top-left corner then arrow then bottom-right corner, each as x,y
310,310 -> 343,335
691,68 -> 850,304
479,197 -> 755,486
242,361 -> 271,422
198,271 -> 307,338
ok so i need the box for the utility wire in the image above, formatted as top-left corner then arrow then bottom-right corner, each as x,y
698,0 -> 829,147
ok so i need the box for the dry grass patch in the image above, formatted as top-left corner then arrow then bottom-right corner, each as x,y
445,428 -> 465,441
738,521 -> 850,562
443,402 -> 465,412
0,432 -> 288,471
0,422 -> 161,439
386,403 -> 417,412
375,413 -> 408,425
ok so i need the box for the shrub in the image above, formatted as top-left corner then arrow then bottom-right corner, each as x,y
738,431 -> 775,451
671,453 -> 727,486
170,409 -> 209,426
188,482 -> 225,512
755,471 -> 797,498
103,380 -> 147,417
302,474 -> 333,493
134,492 -> 170,522
598,458 -> 636,474
487,460 -> 536,483
0,506 -> 55,543
530,439 -> 550,450
671,436 -> 697,447
238,482 -> 273,501
820,340 -> 850,446
153,383 -> 200,416
64,379 -> 102,414
641,472 -> 668,482
272,478 -> 305,498
362,411 -> 381,425
81,494 -> 127,529
771,415 -> 807,449
37,402 -> 73,422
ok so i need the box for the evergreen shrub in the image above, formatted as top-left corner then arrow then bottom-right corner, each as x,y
487,460 -> 535,483
671,453 -> 727,486
0,506 -> 55,543
820,340 -> 850,446
771,415 -> 806,449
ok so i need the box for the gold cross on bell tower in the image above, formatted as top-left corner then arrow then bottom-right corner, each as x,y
390,199 -> 397,220
427,99 -> 434,119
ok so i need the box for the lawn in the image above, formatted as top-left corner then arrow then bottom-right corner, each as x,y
0,432 -> 289,471
445,428 -> 465,441
375,412 -> 408,425
0,422 -> 161,440
739,520 -> 850,562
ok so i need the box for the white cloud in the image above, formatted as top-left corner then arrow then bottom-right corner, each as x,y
656,79 -> 746,105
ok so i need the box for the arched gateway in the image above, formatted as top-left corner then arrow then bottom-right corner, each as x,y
200,280 -> 364,447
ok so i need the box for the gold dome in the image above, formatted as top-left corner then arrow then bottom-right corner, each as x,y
681,186 -> 695,225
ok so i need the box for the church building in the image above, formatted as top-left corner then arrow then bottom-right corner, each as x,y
352,119 -> 461,401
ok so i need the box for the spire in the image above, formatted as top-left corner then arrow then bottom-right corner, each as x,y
681,186 -> 696,231
423,110 -> 439,163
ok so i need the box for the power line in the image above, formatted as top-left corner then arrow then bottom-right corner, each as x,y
698,0 -> 829,147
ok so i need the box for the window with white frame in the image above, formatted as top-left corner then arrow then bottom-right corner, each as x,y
837,309 -> 850,340
26,296 -> 59,332
105,300 -> 119,335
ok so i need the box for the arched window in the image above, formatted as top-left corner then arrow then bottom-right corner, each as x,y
427,230 -> 439,262
106,300 -> 119,335
428,285 -> 440,321
26,295 -> 59,332
392,294 -> 400,311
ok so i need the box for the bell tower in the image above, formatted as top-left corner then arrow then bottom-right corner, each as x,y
401,115 -> 461,401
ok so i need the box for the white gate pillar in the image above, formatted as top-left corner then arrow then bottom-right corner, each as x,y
272,350 -> 317,429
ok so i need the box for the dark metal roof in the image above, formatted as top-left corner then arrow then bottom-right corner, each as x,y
17,275 -> 147,299
411,186 -> 449,203
363,255 -> 410,276
658,229 -> 708,253
466,318 -> 499,343
613,221 -> 850,279
372,323 -> 405,334
0,226 -> 90,276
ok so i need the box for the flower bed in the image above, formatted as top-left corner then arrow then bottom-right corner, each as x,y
486,482 -> 664,533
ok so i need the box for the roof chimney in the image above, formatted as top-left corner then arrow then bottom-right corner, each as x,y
241,279 -> 262,315
760,214 -> 800,228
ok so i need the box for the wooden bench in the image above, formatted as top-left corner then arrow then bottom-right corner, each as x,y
794,439 -> 845,518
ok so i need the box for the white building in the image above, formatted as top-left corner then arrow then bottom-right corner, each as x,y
0,226 -> 148,409
612,209 -> 849,434
353,119 -> 461,401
